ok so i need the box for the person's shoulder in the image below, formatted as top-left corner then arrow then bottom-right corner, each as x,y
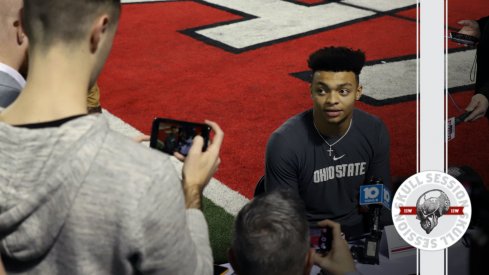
267,109 -> 311,145
102,128 -> 175,175
353,109 -> 386,127
352,109 -> 389,141
79,115 -> 178,188
266,110 -> 312,155
81,124 -> 184,213
273,109 -> 312,136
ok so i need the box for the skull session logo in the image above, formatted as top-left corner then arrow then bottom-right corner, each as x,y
392,171 -> 472,250
416,190 -> 454,234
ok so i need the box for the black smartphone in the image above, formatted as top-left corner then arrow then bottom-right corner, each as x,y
309,226 -> 333,253
150,118 -> 211,156
213,265 -> 229,275
449,32 -> 479,45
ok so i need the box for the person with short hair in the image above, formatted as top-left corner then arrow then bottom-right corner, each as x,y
229,190 -> 359,275
0,1 -> 223,274
0,0 -> 104,113
264,46 -> 390,235
0,0 -> 28,108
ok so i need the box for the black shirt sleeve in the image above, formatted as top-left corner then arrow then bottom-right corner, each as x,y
264,132 -> 300,193
365,120 -> 391,189
476,16 -> 489,99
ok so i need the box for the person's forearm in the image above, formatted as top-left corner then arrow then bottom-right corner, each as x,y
183,183 -> 204,209
475,81 -> 489,98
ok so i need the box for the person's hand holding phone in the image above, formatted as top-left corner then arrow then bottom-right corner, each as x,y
457,20 -> 481,39
312,220 -> 357,275
176,120 -> 224,209
132,134 -> 150,144
465,94 -> 489,121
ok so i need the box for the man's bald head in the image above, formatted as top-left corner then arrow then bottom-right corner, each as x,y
0,0 -> 28,74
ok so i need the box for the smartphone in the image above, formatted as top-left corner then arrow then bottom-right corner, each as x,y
309,226 -> 332,253
213,265 -> 229,275
150,118 -> 211,156
449,32 -> 479,46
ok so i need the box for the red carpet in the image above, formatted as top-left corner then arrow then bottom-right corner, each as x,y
99,0 -> 489,198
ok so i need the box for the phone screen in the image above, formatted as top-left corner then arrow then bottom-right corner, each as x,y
309,227 -> 332,253
213,265 -> 229,275
150,118 -> 210,156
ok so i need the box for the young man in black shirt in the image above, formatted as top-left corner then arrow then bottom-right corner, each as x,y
265,46 -> 390,235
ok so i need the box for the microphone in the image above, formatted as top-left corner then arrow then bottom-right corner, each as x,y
455,111 -> 471,125
359,178 -> 392,211
356,178 -> 392,264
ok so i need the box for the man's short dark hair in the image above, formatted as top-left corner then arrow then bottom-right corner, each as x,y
23,0 -> 121,48
232,190 -> 309,275
308,46 -> 366,83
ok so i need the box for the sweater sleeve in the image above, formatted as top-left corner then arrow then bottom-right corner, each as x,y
477,16 -> 489,32
131,163 -> 213,275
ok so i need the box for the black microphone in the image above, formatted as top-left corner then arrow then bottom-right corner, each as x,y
356,177 -> 392,265
455,111 -> 471,125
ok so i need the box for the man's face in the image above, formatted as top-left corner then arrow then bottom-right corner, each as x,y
310,71 -> 362,127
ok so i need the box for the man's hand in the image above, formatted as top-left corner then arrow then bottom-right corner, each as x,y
313,220 -> 356,275
132,134 -> 150,143
176,120 -> 224,209
457,20 -> 481,39
465,94 -> 489,121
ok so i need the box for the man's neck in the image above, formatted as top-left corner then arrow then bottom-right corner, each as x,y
0,48 -> 90,125
313,110 -> 352,138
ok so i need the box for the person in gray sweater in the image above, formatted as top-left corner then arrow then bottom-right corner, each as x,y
0,0 -> 223,274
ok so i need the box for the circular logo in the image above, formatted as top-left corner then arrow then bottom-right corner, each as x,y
392,171 -> 472,250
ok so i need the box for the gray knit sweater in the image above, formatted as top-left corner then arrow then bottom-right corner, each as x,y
0,114 -> 212,274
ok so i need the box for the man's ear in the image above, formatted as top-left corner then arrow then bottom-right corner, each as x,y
228,248 -> 240,274
15,9 -> 27,46
15,21 -> 26,45
303,248 -> 315,275
356,85 -> 363,100
90,15 -> 110,53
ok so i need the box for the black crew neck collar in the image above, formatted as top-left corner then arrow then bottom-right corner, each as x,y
14,114 -> 89,129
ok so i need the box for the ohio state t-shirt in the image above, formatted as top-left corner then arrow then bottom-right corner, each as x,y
265,109 -> 390,226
